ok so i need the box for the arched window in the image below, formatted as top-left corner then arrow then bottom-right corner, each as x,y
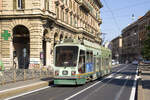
66,11 -> 68,23
45,0 -> 49,10
18,0 -> 22,9
56,6 -> 59,19
61,8 -> 64,21
13,0 -> 25,9
18,0 -> 25,9
70,14 -> 72,25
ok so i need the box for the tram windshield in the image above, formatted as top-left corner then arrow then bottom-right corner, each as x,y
55,46 -> 78,67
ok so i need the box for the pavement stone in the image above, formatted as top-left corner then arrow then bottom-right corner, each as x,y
0,78 -> 53,100
138,67 -> 150,100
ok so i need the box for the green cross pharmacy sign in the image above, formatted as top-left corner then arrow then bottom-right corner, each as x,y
1,30 -> 11,40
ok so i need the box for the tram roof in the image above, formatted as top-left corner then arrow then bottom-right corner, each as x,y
56,39 -> 111,52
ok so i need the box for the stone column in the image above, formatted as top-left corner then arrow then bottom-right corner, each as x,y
29,21 -> 43,68
46,41 -> 51,66
50,38 -> 54,66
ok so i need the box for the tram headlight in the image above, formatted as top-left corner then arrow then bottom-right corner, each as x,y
71,71 -> 76,75
55,70 -> 59,76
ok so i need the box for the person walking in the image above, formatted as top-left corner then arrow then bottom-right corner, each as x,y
13,57 -> 17,69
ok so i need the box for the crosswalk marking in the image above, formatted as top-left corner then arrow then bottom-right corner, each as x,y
107,75 -> 113,78
115,76 -> 122,79
106,75 -> 132,80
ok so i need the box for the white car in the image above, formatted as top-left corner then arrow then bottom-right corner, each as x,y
143,60 -> 150,64
112,60 -> 119,65
132,61 -> 138,65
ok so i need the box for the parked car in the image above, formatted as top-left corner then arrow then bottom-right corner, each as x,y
132,60 -> 138,65
112,60 -> 119,65
143,60 -> 150,64
116,61 -> 119,64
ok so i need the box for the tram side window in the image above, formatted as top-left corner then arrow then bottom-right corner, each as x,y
86,52 -> 93,63
99,57 -> 101,71
86,51 -> 94,72
78,50 -> 85,73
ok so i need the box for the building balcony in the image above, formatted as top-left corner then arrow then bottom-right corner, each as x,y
79,0 -> 90,13
0,8 -> 56,20
78,27 -> 95,37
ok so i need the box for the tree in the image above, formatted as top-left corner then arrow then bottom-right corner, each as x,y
141,26 -> 150,60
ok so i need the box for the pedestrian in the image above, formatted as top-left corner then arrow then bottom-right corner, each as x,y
125,60 -> 128,64
13,57 -> 17,69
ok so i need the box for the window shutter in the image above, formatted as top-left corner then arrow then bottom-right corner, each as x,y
22,0 -> 25,9
13,0 -> 16,10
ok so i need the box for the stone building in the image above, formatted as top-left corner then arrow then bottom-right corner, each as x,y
121,10 -> 150,62
111,36 -> 122,63
0,0 -> 103,69
122,22 -> 139,62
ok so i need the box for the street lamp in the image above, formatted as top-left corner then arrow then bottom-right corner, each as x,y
133,32 -> 141,60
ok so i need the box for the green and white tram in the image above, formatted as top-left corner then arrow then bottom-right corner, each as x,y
53,39 -> 112,85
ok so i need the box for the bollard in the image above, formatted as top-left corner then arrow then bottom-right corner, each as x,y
13,70 -> 16,83
24,69 -> 26,81
40,70 -> 42,78
1,72 -> 5,85
32,69 -> 34,79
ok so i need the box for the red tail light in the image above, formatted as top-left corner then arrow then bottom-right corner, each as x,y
55,71 -> 59,76
71,71 -> 76,75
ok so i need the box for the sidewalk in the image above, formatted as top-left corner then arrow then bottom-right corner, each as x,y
138,66 -> 150,100
0,78 -> 53,100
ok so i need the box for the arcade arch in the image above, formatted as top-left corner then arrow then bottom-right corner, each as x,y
13,25 -> 30,69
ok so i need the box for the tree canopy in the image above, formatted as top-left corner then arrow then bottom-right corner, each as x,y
141,26 -> 150,60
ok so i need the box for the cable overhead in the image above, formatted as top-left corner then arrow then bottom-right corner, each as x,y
102,0 -> 121,33
101,0 -> 150,13
103,14 -> 134,19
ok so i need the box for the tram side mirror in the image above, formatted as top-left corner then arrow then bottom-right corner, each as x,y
13,51 -> 17,57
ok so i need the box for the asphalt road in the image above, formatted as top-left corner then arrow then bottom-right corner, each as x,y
8,64 -> 138,100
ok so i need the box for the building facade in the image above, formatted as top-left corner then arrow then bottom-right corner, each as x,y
111,36 -> 122,63
121,11 -> 150,62
0,0 -> 103,69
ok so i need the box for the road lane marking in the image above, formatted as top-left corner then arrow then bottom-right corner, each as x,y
115,75 -> 130,100
125,76 -> 129,79
106,75 -> 113,78
82,77 -> 116,100
64,65 -> 129,100
115,75 -> 122,79
129,66 -> 138,100
5,86 -> 50,100
0,81 -> 48,93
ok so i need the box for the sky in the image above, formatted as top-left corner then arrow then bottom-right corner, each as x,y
100,0 -> 150,42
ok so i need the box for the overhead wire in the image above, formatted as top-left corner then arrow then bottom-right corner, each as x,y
102,0 -> 121,33
101,0 -> 150,13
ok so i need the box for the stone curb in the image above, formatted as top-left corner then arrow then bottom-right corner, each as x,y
137,68 -> 143,100
0,80 -> 53,100
137,78 -> 143,100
